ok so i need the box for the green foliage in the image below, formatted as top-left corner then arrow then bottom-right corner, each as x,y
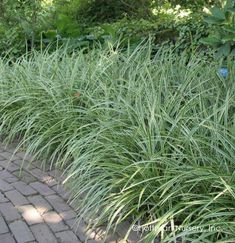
80,13 -> 207,52
0,45 -> 235,242
152,0 -> 217,11
168,0 -> 217,8
201,0 -> 235,58
56,14 -> 81,37
0,0 -> 213,57
0,24 -> 26,56
0,0 -> 54,57
54,0 -> 152,23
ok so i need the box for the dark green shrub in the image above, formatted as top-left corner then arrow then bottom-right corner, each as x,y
55,0 -> 152,23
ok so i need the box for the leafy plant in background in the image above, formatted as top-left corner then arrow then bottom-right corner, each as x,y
201,0 -> 235,58
46,1 -> 212,53
54,0 -> 153,23
0,0 -> 221,57
0,0 -> 54,57
0,24 -> 25,57
82,13 -> 207,52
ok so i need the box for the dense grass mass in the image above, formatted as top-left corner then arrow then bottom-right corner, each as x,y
0,45 -> 235,242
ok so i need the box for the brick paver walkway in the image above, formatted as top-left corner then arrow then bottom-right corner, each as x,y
0,143 -> 137,243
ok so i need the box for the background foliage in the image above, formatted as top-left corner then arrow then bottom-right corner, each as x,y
54,0 -> 153,23
0,0 -> 217,57
201,0 -> 235,59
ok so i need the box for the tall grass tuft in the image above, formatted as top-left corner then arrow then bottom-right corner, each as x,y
0,44 -> 235,242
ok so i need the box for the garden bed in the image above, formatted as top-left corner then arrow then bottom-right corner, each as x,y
0,45 -> 235,242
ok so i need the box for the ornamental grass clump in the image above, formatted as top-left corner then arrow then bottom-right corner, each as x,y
0,44 -> 235,242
